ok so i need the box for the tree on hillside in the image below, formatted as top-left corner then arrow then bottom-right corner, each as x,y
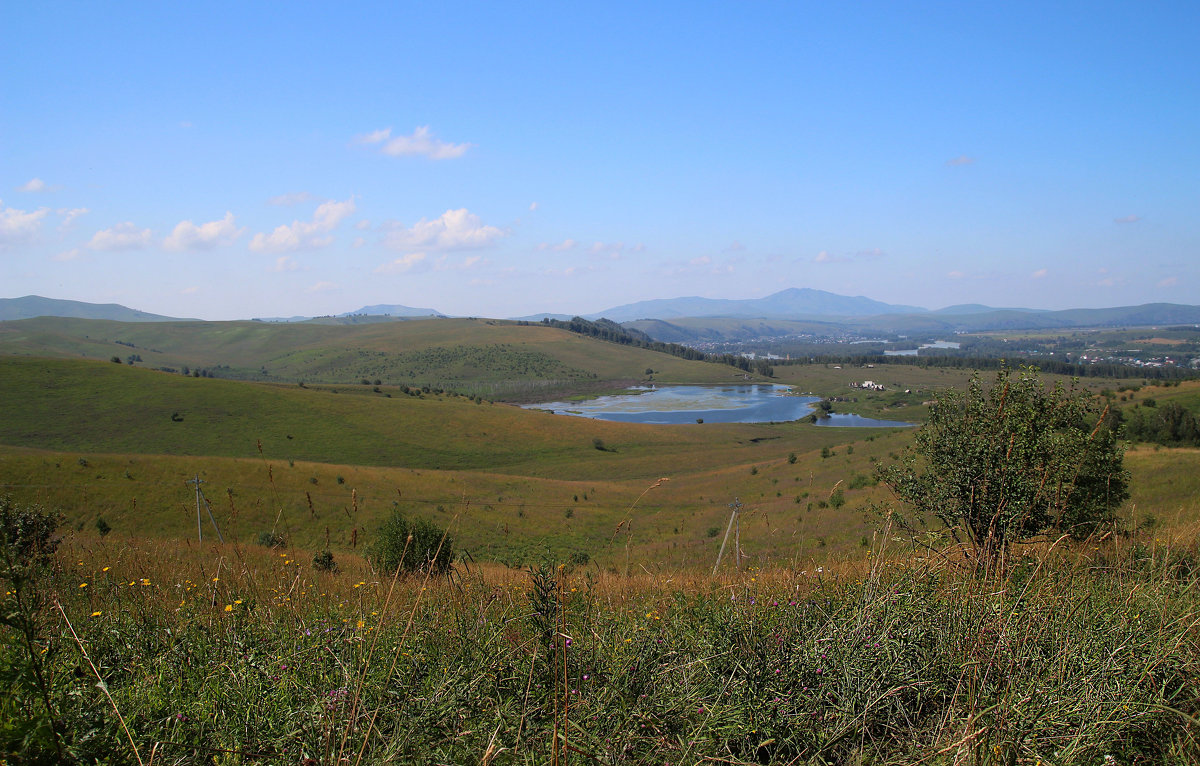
878,366 -> 1128,565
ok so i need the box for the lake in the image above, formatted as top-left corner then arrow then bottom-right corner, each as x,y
525,385 -> 913,427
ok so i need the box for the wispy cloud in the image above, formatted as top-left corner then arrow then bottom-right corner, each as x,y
1157,276 -> 1178,288
18,178 -> 50,193
305,281 -> 337,293
946,270 -> 966,279
814,248 -> 885,264
538,238 -> 577,252
88,222 -> 152,251
250,197 -> 356,253
724,241 -> 746,253
356,126 -> 472,160
57,207 -> 89,230
375,252 -> 428,274
268,191 -> 315,207
946,155 -> 976,166
382,209 -> 505,251
273,256 -> 299,272
163,212 -> 244,251
814,250 -> 848,264
53,248 -> 81,262
0,200 -> 49,248
1114,214 -> 1142,224
529,202 -> 539,212
1031,268 -> 1047,279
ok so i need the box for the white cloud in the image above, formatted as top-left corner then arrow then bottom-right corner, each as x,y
0,200 -> 49,248
355,219 -> 371,230
18,178 -> 48,193
529,202 -> 539,212
88,222 -> 152,251
855,247 -> 886,258
356,126 -> 472,160
375,252 -> 428,274
250,197 -> 357,253
1031,268 -> 1047,279
946,155 -> 976,166
181,286 -> 200,295
1114,214 -> 1142,224
724,241 -> 746,252
163,212 -> 244,251
947,270 -> 966,279
552,239 -> 577,251
53,248 -> 81,262
690,255 -> 712,266
589,241 -> 626,259
814,250 -> 851,264
1158,276 -> 1178,288
273,256 -> 299,272
306,281 -> 337,293
382,209 -> 505,251
432,254 -> 483,272
268,191 -> 315,207
352,236 -> 365,248
57,207 -> 89,229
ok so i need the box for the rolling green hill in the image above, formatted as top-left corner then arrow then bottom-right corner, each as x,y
0,316 -> 757,398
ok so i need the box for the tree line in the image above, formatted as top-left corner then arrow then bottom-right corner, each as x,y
772,353 -> 1199,380
537,317 -> 775,376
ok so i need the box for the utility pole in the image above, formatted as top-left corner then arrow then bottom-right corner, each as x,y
189,475 -> 203,542
712,497 -> 743,576
187,475 -> 225,543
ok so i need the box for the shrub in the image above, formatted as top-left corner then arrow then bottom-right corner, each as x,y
257,531 -> 286,549
0,498 -> 63,568
369,511 -> 453,576
879,366 -> 1129,564
312,550 -> 337,572
95,517 -> 111,537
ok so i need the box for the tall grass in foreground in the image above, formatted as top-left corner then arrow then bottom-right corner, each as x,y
2,528 -> 1198,764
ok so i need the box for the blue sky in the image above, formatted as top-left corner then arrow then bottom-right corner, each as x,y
3,2 -> 1197,320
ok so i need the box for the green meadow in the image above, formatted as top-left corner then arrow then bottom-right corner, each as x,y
2,320 -> 1199,763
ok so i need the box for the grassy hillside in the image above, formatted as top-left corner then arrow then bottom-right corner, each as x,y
1,359 -> 1193,567
0,316 -> 756,397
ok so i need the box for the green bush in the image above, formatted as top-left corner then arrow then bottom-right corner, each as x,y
0,498 -> 62,568
369,511 -> 453,576
312,550 -> 337,572
880,366 -> 1129,562
257,530 -> 286,549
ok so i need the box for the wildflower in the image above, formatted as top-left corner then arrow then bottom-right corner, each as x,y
102,566 -> 110,572
224,604 -> 233,612
79,582 -> 88,588
234,599 -> 243,605
91,611 -> 102,617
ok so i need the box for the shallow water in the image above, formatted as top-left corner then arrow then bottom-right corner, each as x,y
525,385 -> 911,426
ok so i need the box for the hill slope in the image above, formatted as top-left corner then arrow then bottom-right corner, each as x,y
0,316 -> 753,396
0,295 -> 184,322
594,288 -> 925,322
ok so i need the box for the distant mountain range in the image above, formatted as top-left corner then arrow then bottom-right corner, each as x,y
339,303 -> 443,318
3,293 -> 1199,337
0,296 -> 187,322
590,288 -> 925,322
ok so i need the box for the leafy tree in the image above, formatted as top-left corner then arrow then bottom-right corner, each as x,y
369,511 -> 453,576
878,367 -> 1128,564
